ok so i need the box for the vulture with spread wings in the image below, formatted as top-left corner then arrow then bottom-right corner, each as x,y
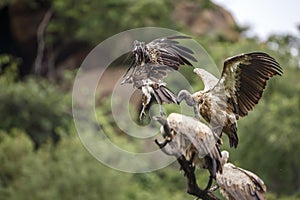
121,36 -> 197,119
212,151 -> 266,200
177,52 -> 283,148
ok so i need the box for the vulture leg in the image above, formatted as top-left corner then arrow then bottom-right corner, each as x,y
159,104 -> 166,117
139,92 -> 151,120
177,90 -> 200,120
139,106 -> 146,120
151,89 -> 166,117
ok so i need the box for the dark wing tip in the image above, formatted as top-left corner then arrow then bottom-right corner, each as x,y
147,35 -> 197,68
249,52 -> 283,75
166,35 -> 192,40
223,52 -> 283,117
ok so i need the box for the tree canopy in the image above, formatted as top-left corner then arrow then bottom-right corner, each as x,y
0,0 -> 299,199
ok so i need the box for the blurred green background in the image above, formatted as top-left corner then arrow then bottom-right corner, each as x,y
0,0 -> 299,199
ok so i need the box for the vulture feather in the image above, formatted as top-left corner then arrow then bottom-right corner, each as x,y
177,52 -> 283,147
121,36 -> 197,119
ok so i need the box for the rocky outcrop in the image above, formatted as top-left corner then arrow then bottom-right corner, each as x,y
0,0 -> 241,78
172,0 -> 240,41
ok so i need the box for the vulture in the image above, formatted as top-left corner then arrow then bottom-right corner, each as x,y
154,113 -> 222,190
177,52 -> 283,148
212,151 -> 266,200
121,36 -> 197,119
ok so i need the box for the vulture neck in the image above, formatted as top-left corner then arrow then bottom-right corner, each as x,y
192,91 -> 211,122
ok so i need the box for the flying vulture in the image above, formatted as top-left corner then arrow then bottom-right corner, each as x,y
121,36 -> 197,119
177,52 -> 283,148
212,151 -> 266,200
154,113 -> 222,190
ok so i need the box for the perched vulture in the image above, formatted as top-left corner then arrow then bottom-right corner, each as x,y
121,36 -> 197,119
154,113 -> 222,190
177,52 -> 283,147
213,151 -> 266,200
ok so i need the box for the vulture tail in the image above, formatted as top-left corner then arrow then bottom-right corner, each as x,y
153,85 -> 178,104
227,123 -> 239,148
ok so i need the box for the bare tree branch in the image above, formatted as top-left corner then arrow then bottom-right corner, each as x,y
34,9 -> 53,75
155,138 -> 220,200
177,155 -> 220,200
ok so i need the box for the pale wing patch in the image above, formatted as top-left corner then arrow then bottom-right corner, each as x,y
193,68 -> 219,91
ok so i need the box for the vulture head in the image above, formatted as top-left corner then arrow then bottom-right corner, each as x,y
221,150 -> 229,166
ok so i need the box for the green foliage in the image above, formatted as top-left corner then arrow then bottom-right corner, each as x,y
267,33 -> 300,68
201,0 -> 217,9
231,66 -> 300,195
0,132 -> 192,200
208,34 -> 300,196
0,63 -> 72,149
0,54 -> 21,82
1,0 -> 300,199
47,0 -> 175,45
0,130 -> 33,189
0,132 -> 127,200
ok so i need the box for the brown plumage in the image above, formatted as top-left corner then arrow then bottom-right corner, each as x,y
154,113 -> 222,189
121,36 -> 197,119
178,52 -> 283,147
214,151 -> 266,200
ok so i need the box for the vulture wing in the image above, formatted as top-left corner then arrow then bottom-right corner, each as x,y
193,68 -> 219,91
131,64 -> 175,88
130,64 -> 178,106
212,52 -> 283,117
146,35 -> 197,70
236,167 -> 267,194
167,113 -> 222,176
217,163 -> 266,200
122,35 -> 197,84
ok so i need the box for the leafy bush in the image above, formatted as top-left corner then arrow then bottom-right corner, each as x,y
0,59 -> 72,149
0,131 -> 195,200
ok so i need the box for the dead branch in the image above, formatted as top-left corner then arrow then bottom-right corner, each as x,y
34,9 -> 53,75
155,137 -> 220,200
176,155 -> 220,200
